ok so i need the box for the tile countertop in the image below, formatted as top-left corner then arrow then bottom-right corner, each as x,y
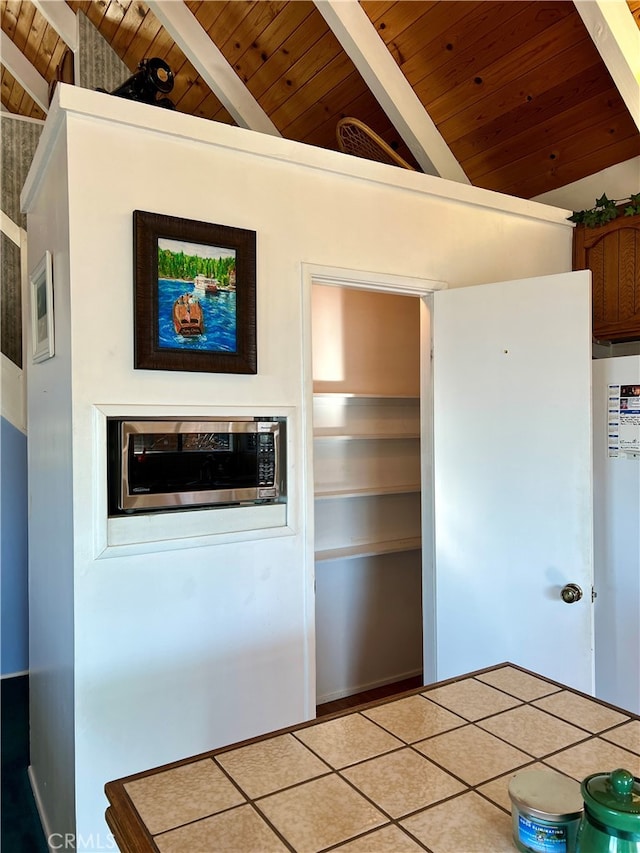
105,663 -> 640,853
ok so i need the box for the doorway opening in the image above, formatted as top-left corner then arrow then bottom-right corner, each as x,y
310,282 -> 425,712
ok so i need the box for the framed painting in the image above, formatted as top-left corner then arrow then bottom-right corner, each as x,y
133,210 -> 256,373
30,250 -> 55,363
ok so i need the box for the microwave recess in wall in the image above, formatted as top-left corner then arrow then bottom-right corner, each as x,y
107,417 -> 286,516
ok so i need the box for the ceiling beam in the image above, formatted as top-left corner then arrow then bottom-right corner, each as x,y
314,0 -> 469,182
146,0 -> 280,136
574,0 -> 640,132
31,0 -> 78,52
0,32 -> 49,113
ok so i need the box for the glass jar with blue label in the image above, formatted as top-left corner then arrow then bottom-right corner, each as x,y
509,769 -> 584,853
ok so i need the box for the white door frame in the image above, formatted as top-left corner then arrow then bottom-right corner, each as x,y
300,263 -> 447,714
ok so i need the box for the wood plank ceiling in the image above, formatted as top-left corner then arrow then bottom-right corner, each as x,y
1,0 -> 639,200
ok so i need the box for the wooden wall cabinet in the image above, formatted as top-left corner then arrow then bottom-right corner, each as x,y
573,211 -> 640,342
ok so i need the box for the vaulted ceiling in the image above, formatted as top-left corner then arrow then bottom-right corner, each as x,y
2,1 -> 640,201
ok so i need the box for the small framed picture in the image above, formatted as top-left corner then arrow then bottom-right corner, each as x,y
133,211 -> 257,373
30,250 -> 54,363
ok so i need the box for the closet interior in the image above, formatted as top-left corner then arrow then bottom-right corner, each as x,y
311,284 -> 424,703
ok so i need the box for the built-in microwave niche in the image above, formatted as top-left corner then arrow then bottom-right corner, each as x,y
107,416 -> 286,516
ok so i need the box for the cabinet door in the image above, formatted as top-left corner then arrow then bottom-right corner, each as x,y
573,212 -> 640,342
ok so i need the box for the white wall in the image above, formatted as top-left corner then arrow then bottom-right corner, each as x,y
24,123 -> 77,843
23,84 -> 575,848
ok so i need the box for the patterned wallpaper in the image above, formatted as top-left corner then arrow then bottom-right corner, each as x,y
1,232 -> 22,368
76,11 -> 130,93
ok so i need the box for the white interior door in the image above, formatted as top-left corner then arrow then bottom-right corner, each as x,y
429,270 -> 594,694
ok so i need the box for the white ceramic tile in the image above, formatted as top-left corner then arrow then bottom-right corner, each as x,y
400,791 -> 514,853
414,724 -> 530,785
363,695 -> 465,743
476,666 -> 561,701
256,774 -> 387,853
424,678 -> 521,721
478,705 -> 589,757
333,824 -> 426,852
533,690 -> 629,733
342,747 -> 465,818
601,720 -> 640,755
295,712 -> 403,769
124,759 -> 245,835
544,737 -> 640,780
216,733 -> 330,798
154,804 -> 289,853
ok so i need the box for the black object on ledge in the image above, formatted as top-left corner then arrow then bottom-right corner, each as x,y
97,58 -> 175,109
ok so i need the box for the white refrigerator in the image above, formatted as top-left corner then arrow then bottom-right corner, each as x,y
593,355 -> 640,715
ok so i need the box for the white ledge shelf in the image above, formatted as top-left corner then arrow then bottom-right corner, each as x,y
313,393 -> 419,400
314,484 -> 421,500
315,537 -> 422,563
314,430 -> 420,440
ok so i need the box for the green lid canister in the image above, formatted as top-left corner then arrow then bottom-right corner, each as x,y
509,769 -> 584,853
576,768 -> 640,852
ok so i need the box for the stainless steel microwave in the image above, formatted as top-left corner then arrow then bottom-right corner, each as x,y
107,417 -> 285,515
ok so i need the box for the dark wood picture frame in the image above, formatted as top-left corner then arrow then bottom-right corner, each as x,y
133,210 -> 257,373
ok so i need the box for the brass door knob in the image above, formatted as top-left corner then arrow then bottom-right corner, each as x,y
561,583 -> 583,604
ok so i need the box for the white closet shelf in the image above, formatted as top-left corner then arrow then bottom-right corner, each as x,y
313,393 -> 419,400
315,536 -> 422,563
314,484 -> 421,500
314,430 -> 420,440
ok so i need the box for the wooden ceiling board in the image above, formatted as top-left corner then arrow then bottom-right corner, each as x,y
361,1 -> 438,46
1,1 -> 20,40
228,2 -> 311,86
239,4 -> 326,100
86,0 -> 129,46
200,2 -> 288,74
185,0 -> 228,37
395,1 -> 523,87
253,24 -> 339,114
473,102 -> 638,191
1,64 -> 44,117
454,74 -> 630,196
283,66 -> 388,143
267,41 -> 353,130
1,4 -> 67,84
419,4 -> 582,125
459,85 -> 625,174
374,1 -> 491,71
11,1 -> 35,53
190,89 -> 234,124
2,0 -> 639,200
500,134 -> 640,199
278,59 -> 368,140
198,0 -> 258,55
437,36 -> 600,142
36,14 -> 68,79
121,4 -> 162,66
106,1 -> 148,61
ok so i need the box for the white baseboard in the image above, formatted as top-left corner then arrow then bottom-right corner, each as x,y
316,668 -> 423,706
28,765 -> 55,853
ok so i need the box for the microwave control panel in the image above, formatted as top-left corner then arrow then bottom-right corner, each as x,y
257,432 -> 276,492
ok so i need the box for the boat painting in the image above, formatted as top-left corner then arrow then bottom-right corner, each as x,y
173,294 -> 204,336
157,237 -> 237,353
